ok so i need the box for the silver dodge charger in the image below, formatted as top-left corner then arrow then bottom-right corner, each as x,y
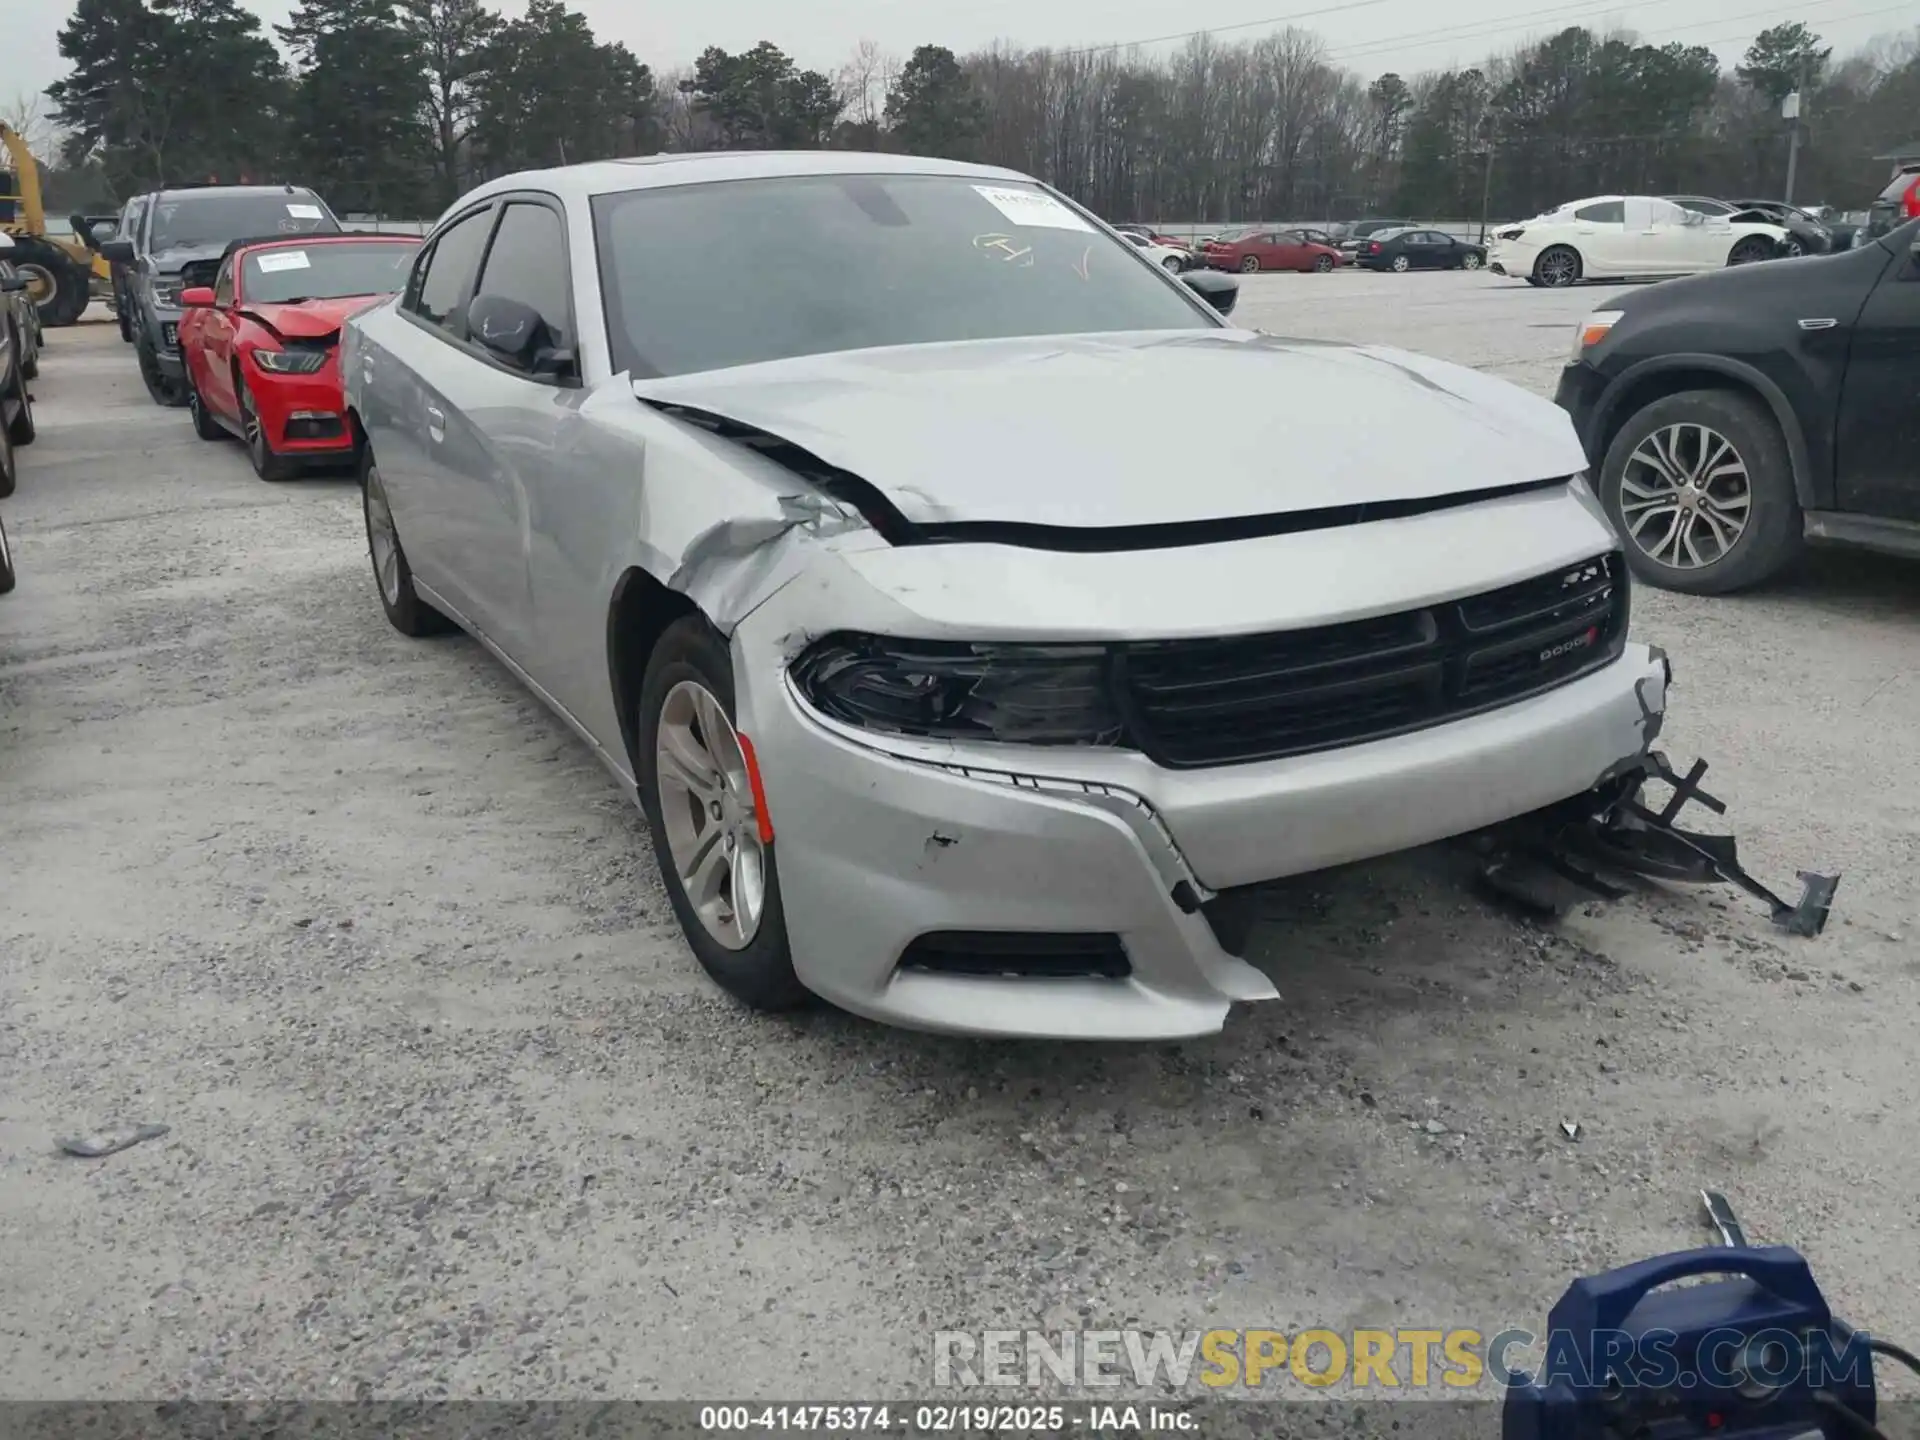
342,150 -> 1672,1041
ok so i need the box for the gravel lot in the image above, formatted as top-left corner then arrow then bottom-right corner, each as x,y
2,275 -> 1916,1404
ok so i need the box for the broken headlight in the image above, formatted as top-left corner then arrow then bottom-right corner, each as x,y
790,633 -> 1125,746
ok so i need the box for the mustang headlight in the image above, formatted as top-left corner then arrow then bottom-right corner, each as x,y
791,633 -> 1125,746
252,347 -> 328,374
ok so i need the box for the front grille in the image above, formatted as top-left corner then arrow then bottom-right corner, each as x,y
899,931 -> 1131,980
1119,553 -> 1627,768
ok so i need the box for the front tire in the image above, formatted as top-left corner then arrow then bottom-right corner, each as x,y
1460,250 -> 1484,270
1161,255 -> 1182,273
135,334 -> 186,407
1535,246 -> 1582,287
1599,389 -> 1801,595
4,354 -> 34,450
1312,254 -> 1335,272
360,444 -> 453,637
638,616 -> 807,1012
0,400 -> 14,502
240,378 -> 296,480
1728,238 -> 1773,266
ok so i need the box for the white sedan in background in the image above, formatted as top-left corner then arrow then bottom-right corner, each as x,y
1119,231 -> 1191,272
1489,195 -> 1788,287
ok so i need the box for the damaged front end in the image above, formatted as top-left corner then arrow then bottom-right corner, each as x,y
1478,727 -> 1840,938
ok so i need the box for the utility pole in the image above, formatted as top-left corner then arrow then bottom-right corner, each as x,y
1478,123 -> 1495,244
1782,55 -> 1808,204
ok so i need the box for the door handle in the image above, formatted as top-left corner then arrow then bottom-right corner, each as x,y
425,403 -> 446,443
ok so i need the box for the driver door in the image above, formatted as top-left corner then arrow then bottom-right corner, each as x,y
195,257 -> 241,422
1835,245 -> 1920,522
1270,231 -> 1313,269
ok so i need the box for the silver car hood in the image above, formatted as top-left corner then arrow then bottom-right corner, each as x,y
631,329 -> 1586,530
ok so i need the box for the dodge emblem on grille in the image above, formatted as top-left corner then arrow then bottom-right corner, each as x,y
1540,627 -> 1599,663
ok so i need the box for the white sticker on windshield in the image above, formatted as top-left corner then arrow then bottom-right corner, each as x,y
255,250 -> 311,272
972,185 -> 1092,232
286,203 -> 323,219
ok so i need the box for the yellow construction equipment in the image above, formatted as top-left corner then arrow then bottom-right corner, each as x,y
0,121 -> 111,327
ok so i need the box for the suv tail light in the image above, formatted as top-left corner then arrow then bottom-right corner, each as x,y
1905,177 -> 1920,218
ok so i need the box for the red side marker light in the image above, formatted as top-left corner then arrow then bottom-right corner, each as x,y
737,733 -> 775,845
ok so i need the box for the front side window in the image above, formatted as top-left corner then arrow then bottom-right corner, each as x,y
593,173 -> 1218,379
241,240 -> 420,304
213,257 -> 234,306
473,202 -> 570,347
409,208 -> 494,331
148,193 -> 340,251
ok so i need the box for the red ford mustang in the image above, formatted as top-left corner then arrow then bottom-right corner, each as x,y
178,233 -> 421,480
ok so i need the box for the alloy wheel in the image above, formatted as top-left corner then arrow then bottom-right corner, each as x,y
1391,255 -> 1410,271
1539,249 -> 1578,286
364,462 -> 403,606
241,385 -> 263,460
1240,255 -> 1259,273
1462,251 -> 1483,269
1619,423 -> 1752,570
655,680 -> 767,952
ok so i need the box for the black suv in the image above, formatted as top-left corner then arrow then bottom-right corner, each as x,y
1555,217 -> 1919,595
98,185 -> 341,406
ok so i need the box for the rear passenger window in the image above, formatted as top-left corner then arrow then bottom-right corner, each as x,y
474,203 -> 570,347
409,207 -> 493,331
1575,201 -> 1625,224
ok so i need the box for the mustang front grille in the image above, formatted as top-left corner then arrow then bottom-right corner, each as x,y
1119,553 -> 1628,768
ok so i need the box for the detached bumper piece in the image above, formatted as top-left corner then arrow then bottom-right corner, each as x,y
1479,751 -> 1839,937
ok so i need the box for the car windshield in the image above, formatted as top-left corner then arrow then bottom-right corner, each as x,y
592,173 -> 1215,379
241,240 -> 420,303
150,194 -> 340,251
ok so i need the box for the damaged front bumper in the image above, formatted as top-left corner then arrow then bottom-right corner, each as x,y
734,630 -> 1681,1040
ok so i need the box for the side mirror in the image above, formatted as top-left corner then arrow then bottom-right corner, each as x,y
180,286 -> 215,307
99,239 -> 135,265
467,292 -> 573,378
1182,269 -> 1239,317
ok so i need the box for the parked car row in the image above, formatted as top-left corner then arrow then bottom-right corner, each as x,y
0,231 -> 42,593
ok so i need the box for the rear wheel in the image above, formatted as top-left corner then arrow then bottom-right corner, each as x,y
1239,254 -> 1260,273
360,444 -> 453,637
1598,389 -> 1801,595
8,238 -> 91,328
1535,246 -> 1582,287
1161,255 -> 1182,273
1390,254 -> 1411,272
638,615 -> 807,1012
1460,250 -> 1484,270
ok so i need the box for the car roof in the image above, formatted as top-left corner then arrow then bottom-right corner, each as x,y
455,150 -> 1034,214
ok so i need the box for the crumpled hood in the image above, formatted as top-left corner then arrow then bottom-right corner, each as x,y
633,330 -> 1587,529
240,295 -> 385,339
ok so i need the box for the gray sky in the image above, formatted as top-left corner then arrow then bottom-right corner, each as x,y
2,0 -> 1913,144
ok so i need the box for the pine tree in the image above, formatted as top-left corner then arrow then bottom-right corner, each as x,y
279,0 -> 430,216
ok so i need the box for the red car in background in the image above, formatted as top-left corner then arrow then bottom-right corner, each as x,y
177,232 -> 421,480
1200,227 -> 1345,273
